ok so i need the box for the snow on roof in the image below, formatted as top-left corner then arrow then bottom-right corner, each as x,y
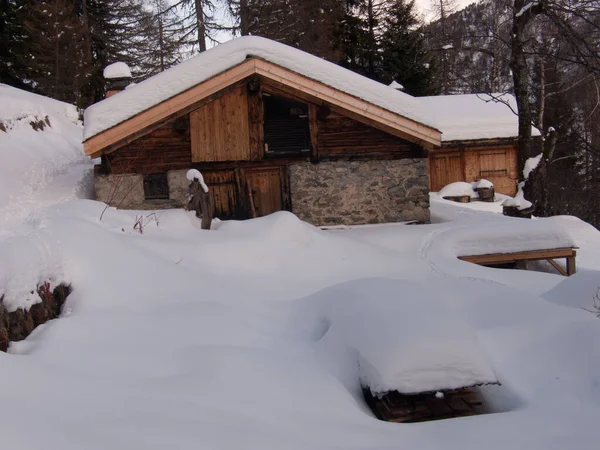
419,93 -> 541,142
83,36 -> 436,141
103,62 -> 132,80
0,83 -> 79,127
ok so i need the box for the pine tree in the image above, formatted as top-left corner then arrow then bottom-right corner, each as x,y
135,0 -> 186,78
18,0 -> 88,104
380,0 -> 437,96
0,0 -> 29,90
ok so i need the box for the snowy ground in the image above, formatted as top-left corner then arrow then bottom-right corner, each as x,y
2,86 -> 600,449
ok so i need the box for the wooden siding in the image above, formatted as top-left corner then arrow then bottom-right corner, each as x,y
106,118 -> 191,174
429,144 -> 518,196
190,86 -> 251,162
317,111 -> 421,159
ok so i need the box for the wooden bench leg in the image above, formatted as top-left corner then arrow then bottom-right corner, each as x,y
547,258 -> 568,276
566,253 -> 576,276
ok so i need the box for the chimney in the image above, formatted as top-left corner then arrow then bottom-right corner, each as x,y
103,62 -> 132,98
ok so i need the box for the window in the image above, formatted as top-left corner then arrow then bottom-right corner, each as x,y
143,173 -> 169,200
263,94 -> 311,156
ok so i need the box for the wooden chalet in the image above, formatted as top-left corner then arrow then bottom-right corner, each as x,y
84,37 -> 440,226
420,94 -> 535,197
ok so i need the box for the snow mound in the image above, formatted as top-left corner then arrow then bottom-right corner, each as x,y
0,85 -> 91,234
312,279 -> 498,394
438,181 -> 478,198
84,36 -> 436,140
103,62 -> 132,79
542,270 -> 600,311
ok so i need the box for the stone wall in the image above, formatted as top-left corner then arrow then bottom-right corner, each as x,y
290,159 -> 430,226
94,169 -> 189,210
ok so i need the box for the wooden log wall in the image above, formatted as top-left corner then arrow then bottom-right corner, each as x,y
316,111 -> 422,160
106,117 -> 191,175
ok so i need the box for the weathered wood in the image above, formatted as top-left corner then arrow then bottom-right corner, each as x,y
443,195 -> 471,203
459,248 -> 577,276
190,85 -> 251,162
246,178 -> 257,218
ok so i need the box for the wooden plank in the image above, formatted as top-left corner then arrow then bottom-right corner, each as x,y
247,88 -> 264,161
459,248 -> 576,265
190,86 -> 251,162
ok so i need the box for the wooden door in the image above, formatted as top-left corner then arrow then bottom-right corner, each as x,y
203,170 -> 239,219
477,148 -> 517,196
429,152 -> 463,192
245,168 -> 283,217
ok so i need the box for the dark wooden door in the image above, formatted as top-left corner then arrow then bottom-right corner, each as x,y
245,168 -> 283,217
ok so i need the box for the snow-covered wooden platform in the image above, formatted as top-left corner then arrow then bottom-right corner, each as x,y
459,247 -> 577,276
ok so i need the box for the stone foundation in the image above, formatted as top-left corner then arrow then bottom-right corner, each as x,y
94,168 -> 189,210
290,159 -> 430,226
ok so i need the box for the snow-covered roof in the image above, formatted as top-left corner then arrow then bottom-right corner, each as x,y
83,36 -> 437,141
103,62 -> 132,80
419,93 -> 541,142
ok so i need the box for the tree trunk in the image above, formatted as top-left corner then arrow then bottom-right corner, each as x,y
195,0 -> 207,52
239,0 -> 249,35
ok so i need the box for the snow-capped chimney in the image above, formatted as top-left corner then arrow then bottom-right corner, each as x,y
103,62 -> 132,98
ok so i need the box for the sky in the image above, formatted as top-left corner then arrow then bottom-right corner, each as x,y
415,0 -> 481,21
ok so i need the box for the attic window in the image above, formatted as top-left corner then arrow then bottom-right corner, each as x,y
144,173 -> 169,200
263,94 -> 311,156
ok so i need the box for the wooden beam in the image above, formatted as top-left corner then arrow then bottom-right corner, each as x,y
458,248 -> 576,265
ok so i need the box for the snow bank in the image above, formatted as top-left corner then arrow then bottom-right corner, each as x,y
84,36 -> 436,140
419,93 -> 541,141
0,201 -> 599,449
312,279 -> 497,394
0,84 -> 92,234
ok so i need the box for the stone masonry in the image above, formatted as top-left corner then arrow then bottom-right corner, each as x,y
94,169 -> 190,210
290,159 -> 430,226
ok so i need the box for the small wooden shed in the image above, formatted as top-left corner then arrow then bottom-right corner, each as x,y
420,94 -> 532,197
84,37 -> 441,226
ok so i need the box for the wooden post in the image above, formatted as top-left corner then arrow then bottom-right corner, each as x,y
188,179 -> 213,230
566,252 -> 577,276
